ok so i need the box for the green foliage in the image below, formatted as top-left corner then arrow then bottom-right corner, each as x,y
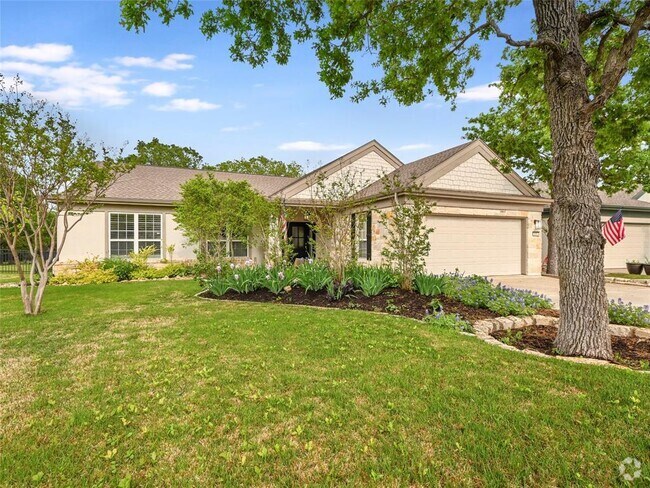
442,273 -> 552,316
211,155 -> 303,177
294,260 -> 332,293
413,274 -> 446,297
349,265 -> 398,297
100,258 -> 138,281
379,179 -> 435,291
50,260 -> 118,285
227,265 -> 266,294
174,175 -> 278,260
465,38 -> 650,194
125,137 -> 203,169
326,277 -> 355,301
128,245 -> 158,268
263,266 -> 295,295
608,300 -> 650,328
424,312 -> 473,333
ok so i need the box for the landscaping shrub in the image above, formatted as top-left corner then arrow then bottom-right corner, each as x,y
263,266 -> 295,294
51,259 -> 118,285
349,265 -> 399,297
413,273 -> 446,296
327,277 -> 355,301
442,272 -> 552,316
608,300 -> 650,328
294,260 -> 332,292
131,267 -> 166,280
101,258 -> 138,281
128,245 -> 158,268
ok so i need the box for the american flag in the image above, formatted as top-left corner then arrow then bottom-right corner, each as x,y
602,209 -> 625,246
280,213 -> 287,239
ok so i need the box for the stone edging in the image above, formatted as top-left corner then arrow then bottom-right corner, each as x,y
605,276 -> 650,287
473,315 -> 650,370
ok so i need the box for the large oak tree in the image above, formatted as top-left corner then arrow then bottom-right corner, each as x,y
120,0 -> 650,360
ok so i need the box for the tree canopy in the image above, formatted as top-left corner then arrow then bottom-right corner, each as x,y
126,137 -> 204,169
211,155 -> 303,177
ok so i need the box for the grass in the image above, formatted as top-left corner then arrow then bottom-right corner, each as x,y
607,273 -> 650,280
0,272 -> 20,284
1,281 -> 649,486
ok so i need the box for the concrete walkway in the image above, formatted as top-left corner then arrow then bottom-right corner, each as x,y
488,275 -> 649,308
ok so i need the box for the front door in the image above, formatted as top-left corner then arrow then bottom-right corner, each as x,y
288,222 -> 314,258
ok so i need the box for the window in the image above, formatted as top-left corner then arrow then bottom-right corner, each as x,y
352,212 -> 372,261
109,213 -> 162,258
209,235 -> 248,258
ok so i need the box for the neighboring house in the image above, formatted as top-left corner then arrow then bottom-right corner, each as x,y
57,139 -> 551,276
538,186 -> 650,270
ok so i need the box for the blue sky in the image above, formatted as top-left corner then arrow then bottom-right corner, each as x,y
0,1 -> 536,170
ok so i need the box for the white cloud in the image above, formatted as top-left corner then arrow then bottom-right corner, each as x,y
457,82 -> 501,101
115,53 -> 194,70
0,60 -> 131,107
278,141 -> 354,151
221,122 -> 261,133
398,143 -> 433,151
142,81 -> 177,97
0,43 -> 73,63
152,98 -> 221,112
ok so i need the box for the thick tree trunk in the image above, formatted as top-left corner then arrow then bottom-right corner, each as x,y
534,0 -> 612,359
546,204 -> 558,275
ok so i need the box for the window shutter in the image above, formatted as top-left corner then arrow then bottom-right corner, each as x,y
351,213 -> 356,258
366,212 -> 372,261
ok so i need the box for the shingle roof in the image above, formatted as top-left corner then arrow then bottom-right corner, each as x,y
101,165 -> 298,203
357,141 -> 473,197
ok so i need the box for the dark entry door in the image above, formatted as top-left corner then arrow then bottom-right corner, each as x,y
288,222 -> 314,258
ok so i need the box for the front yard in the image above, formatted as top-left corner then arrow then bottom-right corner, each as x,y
1,280 -> 649,486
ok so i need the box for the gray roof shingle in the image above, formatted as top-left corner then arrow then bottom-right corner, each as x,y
101,165 -> 298,203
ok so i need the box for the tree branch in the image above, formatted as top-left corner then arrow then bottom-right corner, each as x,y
579,6 -> 649,33
488,20 -> 564,53
583,0 -> 650,116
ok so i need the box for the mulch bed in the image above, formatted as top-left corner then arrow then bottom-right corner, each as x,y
492,325 -> 650,369
199,286 -> 500,322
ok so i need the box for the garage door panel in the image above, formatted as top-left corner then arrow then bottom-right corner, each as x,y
604,223 -> 650,269
426,216 -> 523,275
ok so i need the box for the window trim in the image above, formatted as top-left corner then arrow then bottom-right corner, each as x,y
108,212 -> 163,259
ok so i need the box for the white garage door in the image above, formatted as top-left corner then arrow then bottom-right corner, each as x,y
426,216 -> 523,275
604,223 -> 650,269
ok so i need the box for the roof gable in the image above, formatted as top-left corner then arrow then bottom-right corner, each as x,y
276,140 -> 403,200
418,140 -> 537,197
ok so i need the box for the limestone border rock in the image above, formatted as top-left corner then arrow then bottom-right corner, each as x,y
473,314 -> 650,370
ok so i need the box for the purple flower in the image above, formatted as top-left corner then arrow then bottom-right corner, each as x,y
278,271 -> 285,280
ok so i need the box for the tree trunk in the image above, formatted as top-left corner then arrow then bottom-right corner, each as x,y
534,0 -> 612,359
546,203 -> 558,275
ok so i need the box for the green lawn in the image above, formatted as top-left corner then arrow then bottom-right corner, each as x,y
607,272 -> 650,280
0,272 -> 20,284
1,281 -> 648,486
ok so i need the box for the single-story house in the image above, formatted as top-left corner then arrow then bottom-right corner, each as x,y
57,139 -> 552,276
538,186 -> 650,270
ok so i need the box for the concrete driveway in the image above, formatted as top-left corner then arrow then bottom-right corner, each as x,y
488,275 -> 649,308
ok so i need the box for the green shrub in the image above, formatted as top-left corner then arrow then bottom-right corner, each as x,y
128,245 -> 157,267
327,277 -> 355,301
159,263 -> 193,278
413,274 -> 446,297
131,267 -> 166,280
101,258 -> 138,281
350,265 -> 399,297
608,300 -> 650,328
51,260 -> 118,285
295,260 -> 333,292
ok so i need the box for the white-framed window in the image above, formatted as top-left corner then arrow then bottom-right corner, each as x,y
109,213 -> 162,258
208,235 -> 249,258
352,212 -> 371,261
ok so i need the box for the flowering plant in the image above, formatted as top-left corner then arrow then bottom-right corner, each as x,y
226,265 -> 264,293
264,267 -> 295,294
295,260 -> 333,293
608,299 -> 650,328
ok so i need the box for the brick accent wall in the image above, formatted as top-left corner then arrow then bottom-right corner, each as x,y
429,153 -> 522,195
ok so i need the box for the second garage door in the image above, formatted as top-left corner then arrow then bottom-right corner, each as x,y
604,223 -> 650,269
425,216 -> 523,275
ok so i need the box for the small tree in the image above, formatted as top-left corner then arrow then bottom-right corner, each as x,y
174,175 -> 277,261
0,77 -> 130,315
305,169 -> 370,280
379,178 -> 435,291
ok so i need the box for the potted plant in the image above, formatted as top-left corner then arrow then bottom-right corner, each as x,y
626,260 -> 643,274
644,257 -> 650,276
